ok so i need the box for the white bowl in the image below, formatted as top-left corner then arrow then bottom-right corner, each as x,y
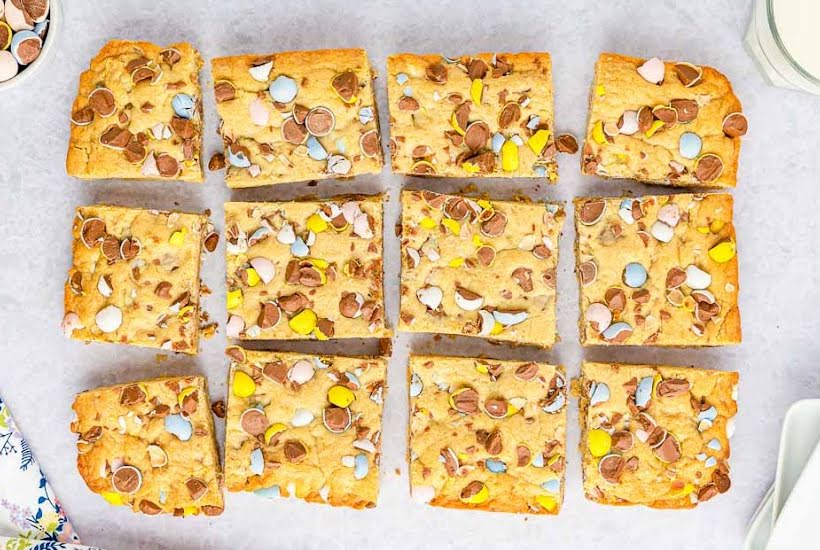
0,0 -> 61,92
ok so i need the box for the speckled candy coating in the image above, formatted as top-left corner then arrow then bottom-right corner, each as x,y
63,205 -> 211,354
408,355 -> 567,514
224,348 -> 387,508
582,52 -> 746,188
224,195 -> 389,340
399,190 -> 564,347
575,193 -> 741,346
576,361 -> 738,508
210,48 -> 383,187
71,376 -> 223,517
66,40 -> 204,182
387,52 -> 558,180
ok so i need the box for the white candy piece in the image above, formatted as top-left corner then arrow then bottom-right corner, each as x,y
4,0 -> 34,31
249,257 -> 275,284
657,204 -> 681,227
650,220 -> 674,243
291,408 -> 314,427
96,276 -> 113,298
277,222 -> 296,245
586,303 -> 612,333
685,265 -> 712,290
618,110 -> 639,135
0,51 -> 19,83
637,57 -> 665,85
249,97 -> 270,126
61,312 -> 83,337
95,305 -> 122,333
327,154 -> 351,175
416,286 -> 443,310
249,61 -> 273,82
288,360 -> 315,385
454,288 -> 483,311
477,310 -> 496,336
411,485 -> 436,504
493,310 -> 528,327
225,315 -> 245,338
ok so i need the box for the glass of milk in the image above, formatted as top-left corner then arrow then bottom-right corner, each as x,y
746,0 -> 820,95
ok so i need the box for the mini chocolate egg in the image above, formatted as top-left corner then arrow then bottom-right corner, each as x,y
0,21 -> 11,50
10,30 -> 41,65
3,0 -> 34,32
0,50 -> 19,82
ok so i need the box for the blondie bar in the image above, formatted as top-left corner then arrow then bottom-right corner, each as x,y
211,48 -> 383,187
399,190 -> 563,347
582,53 -> 747,188
63,205 -> 211,354
224,347 -> 386,508
387,53 -> 558,180
66,40 -> 204,182
71,376 -> 223,516
224,196 -> 388,340
575,193 -> 740,346
408,355 -> 567,514
576,361 -> 738,508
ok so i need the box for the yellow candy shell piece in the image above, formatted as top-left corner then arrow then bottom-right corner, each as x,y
177,304 -> 194,320
588,429 -> 611,457
226,289 -> 243,310
308,257 -> 330,269
232,371 -> 256,397
313,325 -> 330,341
501,140 -> 519,172
460,482 -> 489,504
527,129 -> 551,155
448,258 -> 464,268
306,213 -> 328,234
441,218 -> 461,235
669,482 -> 695,498
327,385 -> 356,407
289,308 -> 317,335
710,220 -> 725,233
472,235 -> 484,247
177,386 -> 197,407
169,226 -> 188,247
0,23 -> 12,50
182,506 -> 200,516
462,161 -> 480,173
450,112 -> 466,135
101,491 -> 124,506
709,240 -> 736,263
490,321 -> 504,335
596,84 -> 606,97
476,199 -> 493,210
264,423 -> 288,443
592,121 -> 607,145
246,267 -> 261,287
645,119 -> 665,138
420,217 -> 437,230
470,78 -> 484,105
537,494 -> 557,512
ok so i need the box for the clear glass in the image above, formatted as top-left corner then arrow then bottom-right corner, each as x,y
745,0 -> 820,95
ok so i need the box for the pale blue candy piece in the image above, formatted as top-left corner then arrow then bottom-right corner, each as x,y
623,262 -> 648,288
306,136 -> 328,160
249,226 -> 271,243
345,371 -> 362,389
533,165 -> 547,177
250,448 -> 264,475
679,132 -> 702,159
269,75 -> 298,103
602,322 -> 633,342
409,372 -> 424,397
164,414 -> 192,441
546,203 -> 560,215
11,31 -> 41,66
698,405 -> 718,422
396,73 -> 409,85
706,438 -> 722,451
491,133 -> 505,153
590,382 -> 611,406
696,452 -> 708,461
531,453 -> 545,468
358,106 -> 374,125
171,93 -> 196,119
313,357 -> 330,369
704,456 -> 718,468
635,376 -> 654,408
542,392 -> 565,414
335,138 -> 347,154
485,459 -> 507,474
159,490 -> 168,504
353,453 -> 369,480
618,199 -> 636,225
290,237 -> 309,257
403,86 -> 413,97
33,20 -> 49,39
526,116 -> 541,130
254,485 -> 281,499
541,479 -> 561,494
227,147 -> 251,168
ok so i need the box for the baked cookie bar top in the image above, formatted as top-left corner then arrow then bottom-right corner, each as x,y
408,355 -> 567,514
387,53 -> 557,180
224,196 -> 388,340
576,362 -> 738,508
66,40 -> 204,182
575,193 -> 740,346
71,376 -> 223,517
63,206 -> 211,354
399,190 -> 564,347
582,53 -> 747,188
211,49 -> 383,188
224,348 -> 386,508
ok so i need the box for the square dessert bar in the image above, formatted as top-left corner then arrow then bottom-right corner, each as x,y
224,196 -> 389,340
582,53 -> 747,188
387,53 -> 558,180
399,190 -> 564,347
63,205 -> 213,354
71,376 -> 223,517
211,48 -> 383,187
66,40 -> 204,182
408,355 -> 567,514
224,347 -> 387,508
576,361 -> 738,508
575,193 -> 740,346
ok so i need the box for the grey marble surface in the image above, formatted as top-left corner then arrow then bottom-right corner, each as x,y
0,0 -> 819,549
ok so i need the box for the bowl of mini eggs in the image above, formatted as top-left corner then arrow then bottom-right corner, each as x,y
0,0 -> 59,91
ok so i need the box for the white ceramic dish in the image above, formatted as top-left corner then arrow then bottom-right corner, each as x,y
771,398 -> 820,526
744,485 -> 773,550
0,0 -> 61,92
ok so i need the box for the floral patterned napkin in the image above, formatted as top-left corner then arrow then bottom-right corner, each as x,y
0,395 -> 79,544
0,536 -> 103,550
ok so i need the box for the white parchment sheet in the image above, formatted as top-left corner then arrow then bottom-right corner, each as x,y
0,1 -> 819,549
